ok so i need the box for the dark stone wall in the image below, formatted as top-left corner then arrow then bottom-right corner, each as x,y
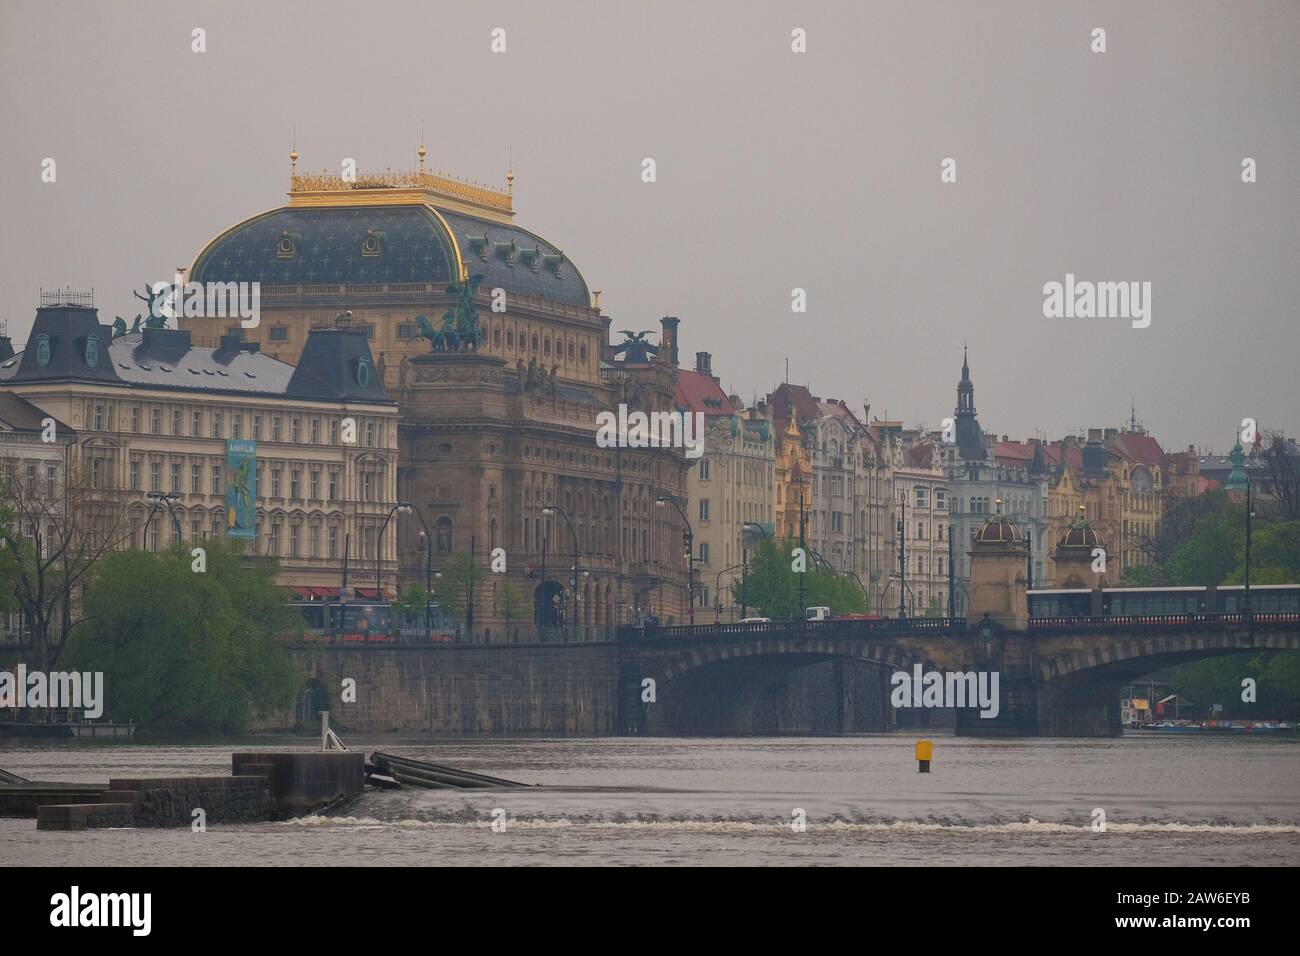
276,643 -> 623,735
108,776 -> 276,827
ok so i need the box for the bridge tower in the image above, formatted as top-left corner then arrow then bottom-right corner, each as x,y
958,512 -> 1039,735
967,513 -> 1028,629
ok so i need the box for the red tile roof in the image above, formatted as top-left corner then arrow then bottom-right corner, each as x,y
767,383 -> 819,430
673,368 -> 733,416
1114,431 -> 1166,467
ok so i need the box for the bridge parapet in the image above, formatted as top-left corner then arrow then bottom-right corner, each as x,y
617,617 -> 968,642
1029,612 -> 1299,634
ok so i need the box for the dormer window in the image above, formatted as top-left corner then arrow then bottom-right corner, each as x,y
466,233 -> 490,261
361,229 -> 385,257
276,230 -> 299,259
542,253 -> 565,277
494,238 -> 517,266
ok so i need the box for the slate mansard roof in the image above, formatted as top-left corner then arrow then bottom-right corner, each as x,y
0,305 -> 393,406
190,201 -> 593,309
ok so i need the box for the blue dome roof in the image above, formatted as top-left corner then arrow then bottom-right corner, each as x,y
190,200 -> 592,309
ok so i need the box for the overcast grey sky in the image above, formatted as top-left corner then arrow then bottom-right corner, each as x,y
2,0 -> 1296,452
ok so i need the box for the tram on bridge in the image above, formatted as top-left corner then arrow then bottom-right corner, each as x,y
1027,584 -> 1300,619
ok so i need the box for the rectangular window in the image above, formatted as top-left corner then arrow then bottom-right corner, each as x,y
698,459 -> 710,480
937,490 -> 947,510
699,499 -> 710,521
211,465 -> 222,495
291,417 -> 301,443
131,406 -> 140,432
362,472 -> 374,502
272,417 -> 281,442
46,465 -> 57,498
192,411 -> 202,437
149,462 -> 161,492
211,413 -> 222,439
129,459 -> 140,491
330,420 -> 338,445
191,463 -> 201,494
328,526 -> 338,559
328,471 -> 338,501
232,414 -> 242,439
271,469 -> 281,498
310,418 -> 319,444
269,522 -> 281,556
269,326 -> 289,343
309,471 -> 320,500
290,470 -> 300,499
170,463 -> 180,493
172,409 -> 182,436
365,421 -> 376,447
252,415 -> 262,441
699,542 -> 710,564
290,523 -> 300,558
309,524 -> 319,558
915,486 -> 928,508
151,407 -> 161,435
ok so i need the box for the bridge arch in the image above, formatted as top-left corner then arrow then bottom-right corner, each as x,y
634,637 -> 931,735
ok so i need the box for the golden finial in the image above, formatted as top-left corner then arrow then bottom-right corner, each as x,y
418,124 -> 426,173
507,146 -> 514,197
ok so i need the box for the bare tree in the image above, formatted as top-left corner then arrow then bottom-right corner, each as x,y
0,451 -> 132,670
1258,431 -> 1300,520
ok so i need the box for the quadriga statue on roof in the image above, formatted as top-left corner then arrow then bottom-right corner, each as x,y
414,273 -> 485,353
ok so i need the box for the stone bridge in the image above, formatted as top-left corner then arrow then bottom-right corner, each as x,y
615,614 -> 1300,737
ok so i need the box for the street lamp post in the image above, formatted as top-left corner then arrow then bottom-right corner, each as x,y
739,521 -> 770,621
796,477 -> 807,621
376,502 -> 413,607
897,492 -> 907,619
1244,477 -> 1254,631
403,503 -> 432,640
656,494 -> 694,625
543,505 -> 579,628
144,492 -> 181,548
714,562 -> 745,623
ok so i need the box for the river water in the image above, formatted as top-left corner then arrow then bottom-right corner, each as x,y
3,734 -> 1298,866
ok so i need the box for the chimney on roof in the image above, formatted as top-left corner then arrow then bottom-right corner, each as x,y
336,310 -> 354,330
695,351 -> 711,375
0,334 -> 13,362
1104,427 -> 1118,442
660,316 -> 679,367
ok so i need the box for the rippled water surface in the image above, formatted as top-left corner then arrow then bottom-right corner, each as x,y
3,734 -> 1298,865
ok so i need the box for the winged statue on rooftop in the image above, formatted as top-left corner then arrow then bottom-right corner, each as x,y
613,329 -> 658,364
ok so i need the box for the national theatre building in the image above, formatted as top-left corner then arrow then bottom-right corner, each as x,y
182,149 -> 690,633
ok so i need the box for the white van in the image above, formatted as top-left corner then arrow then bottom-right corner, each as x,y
806,606 -> 832,622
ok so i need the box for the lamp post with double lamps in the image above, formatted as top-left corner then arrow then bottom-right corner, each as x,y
656,494 -> 694,624
144,492 -> 181,548
376,502 -> 412,608
542,505 -> 580,627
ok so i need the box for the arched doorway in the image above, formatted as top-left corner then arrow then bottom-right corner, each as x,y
534,580 -> 564,626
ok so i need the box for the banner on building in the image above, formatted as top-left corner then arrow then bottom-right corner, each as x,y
225,439 -> 257,541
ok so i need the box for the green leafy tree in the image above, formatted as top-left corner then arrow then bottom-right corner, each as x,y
392,584 -> 430,625
730,536 -> 868,619
65,539 -> 300,734
493,581 -> 527,634
439,549 -> 486,625
1117,492 -> 1300,719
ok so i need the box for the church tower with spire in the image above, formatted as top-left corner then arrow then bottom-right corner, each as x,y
954,345 -> 986,461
